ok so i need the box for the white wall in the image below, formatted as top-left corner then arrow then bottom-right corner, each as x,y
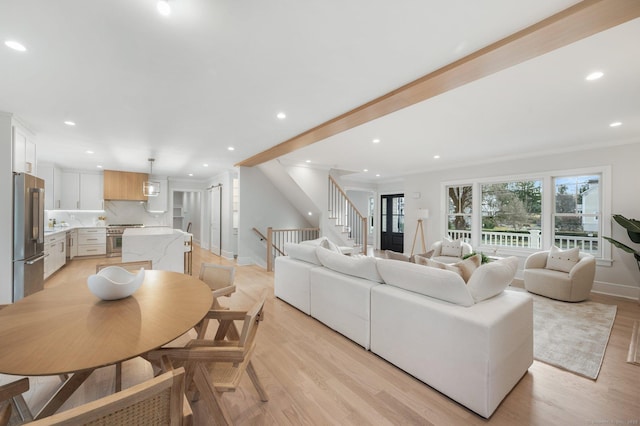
0,113 -> 14,303
237,166 -> 311,267
401,142 -> 640,299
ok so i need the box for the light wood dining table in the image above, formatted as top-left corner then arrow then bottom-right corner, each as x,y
0,270 -> 213,420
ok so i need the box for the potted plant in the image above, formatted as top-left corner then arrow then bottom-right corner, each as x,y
603,214 -> 640,272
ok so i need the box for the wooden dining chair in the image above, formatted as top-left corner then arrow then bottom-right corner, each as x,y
196,264 -> 236,339
29,366 -> 190,426
147,291 -> 269,425
95,260 -> 152,273
0,378 -> 32,426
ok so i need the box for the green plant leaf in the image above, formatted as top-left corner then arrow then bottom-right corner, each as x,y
612,214 -> 640,233
603,236 -> 639,254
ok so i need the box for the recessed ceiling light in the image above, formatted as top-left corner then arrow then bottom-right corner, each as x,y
276,112 -> 286,120
4,40 -> 26,52
363,169 -> 368,172
203,163 -> 209,167
188,173 -> 193,177
609,121 -> 622,127
305,160 -> 311,163
372,139 -> 381,144
434,155 -> 440,159
86,150 -> 94,154
585,71 -> 604,81
376,174 -> 381,177
156,0 -> 171,16
64,121 -> 76,126
96,165 -> 103,169
308,212 -> 313,216
227,146 -> 234,151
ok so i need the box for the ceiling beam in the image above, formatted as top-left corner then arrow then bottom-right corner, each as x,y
236,0 -> 640,167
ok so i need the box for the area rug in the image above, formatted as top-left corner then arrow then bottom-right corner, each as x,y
627,320 -> 640,366
526,291 -> 617,380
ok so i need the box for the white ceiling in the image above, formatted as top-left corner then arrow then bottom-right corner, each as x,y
1,0 -> 638,183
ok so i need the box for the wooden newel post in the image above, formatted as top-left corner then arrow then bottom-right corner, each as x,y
267,227 -> 273,272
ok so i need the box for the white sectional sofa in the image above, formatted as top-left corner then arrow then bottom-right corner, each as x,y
274,240 -> 533,418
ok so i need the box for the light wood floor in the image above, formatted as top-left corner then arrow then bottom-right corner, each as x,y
6,246 -> 640,425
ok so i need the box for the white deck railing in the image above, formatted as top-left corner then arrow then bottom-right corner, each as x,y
447,230 -> 598,254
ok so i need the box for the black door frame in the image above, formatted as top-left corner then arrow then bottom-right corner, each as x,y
380,193 -> 405,252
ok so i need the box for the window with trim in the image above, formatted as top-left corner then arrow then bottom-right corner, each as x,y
447,185 -> 472,241
443,168 -> 607,258
553,174 -> 600,256
481,180 -> 542,249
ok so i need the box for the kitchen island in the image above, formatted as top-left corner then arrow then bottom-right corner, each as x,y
122,227 -> 192,273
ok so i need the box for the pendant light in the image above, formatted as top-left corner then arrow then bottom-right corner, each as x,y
143,158 -> 160,197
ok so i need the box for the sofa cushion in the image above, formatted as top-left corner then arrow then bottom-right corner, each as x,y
410,250 -> 434,264
301,237 -> 341,253
384,250 -> 411,262
376,258 -> 474,307
441,237 -> 463,257
466,256 -> 518,302
316,246 -> 383,283
415,254 -> 481,283
545,245 -> 579,273
284,242 -> 322,265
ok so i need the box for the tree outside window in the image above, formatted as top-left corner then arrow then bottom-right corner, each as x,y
481,180 -> 542,248
553,175 -> 600,254
447,185 -> 472,240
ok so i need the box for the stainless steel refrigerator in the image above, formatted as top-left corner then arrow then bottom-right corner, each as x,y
13,173 -> 45,301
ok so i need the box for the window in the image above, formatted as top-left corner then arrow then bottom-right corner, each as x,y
442,167 -> 608,258
446,185 -> 472,241
481,180 -> 542,249
553,174 -> 600,255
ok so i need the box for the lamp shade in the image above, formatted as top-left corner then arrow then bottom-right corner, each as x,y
417,208 -> 429,220
143,180 -> 160,197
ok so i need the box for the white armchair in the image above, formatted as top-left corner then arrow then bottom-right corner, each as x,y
430,239 -> 473,264
523,250 -> 596,302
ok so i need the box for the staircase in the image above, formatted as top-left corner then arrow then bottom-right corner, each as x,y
328,176 -> 367,253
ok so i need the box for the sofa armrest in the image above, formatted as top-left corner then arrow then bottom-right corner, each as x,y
524,251 -> 549,269
461,242 -> 473,256
569,255 -> 596,281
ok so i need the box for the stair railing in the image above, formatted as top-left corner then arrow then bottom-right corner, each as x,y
328,176 -> 368,253
262,227 -> 320,271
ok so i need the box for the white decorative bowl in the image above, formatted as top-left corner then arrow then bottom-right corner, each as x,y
87,267 -> 145,301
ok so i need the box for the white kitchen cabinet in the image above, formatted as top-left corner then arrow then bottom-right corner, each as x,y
12,121 -> 37,174
68,229 -> 77,259
76,228 -> 106,256
146,177 -> 168,212
60,171 -> 104,210
44,232 -> 66,280
60,172 -> 80,210
37,164 -> 63,210
80,173 -> 104,210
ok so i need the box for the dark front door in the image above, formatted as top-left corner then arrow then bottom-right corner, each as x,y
380,194 -> 404,252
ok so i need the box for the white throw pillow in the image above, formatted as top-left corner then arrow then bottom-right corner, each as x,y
284,243 -> 322,265
376,258 -> 474,307
441,237 -> 463,257
316,246 -> 383,283
466,256 -> 518,302
545,245 -> 579,273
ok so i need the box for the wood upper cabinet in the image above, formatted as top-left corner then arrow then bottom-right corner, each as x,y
103,170 -> 148,201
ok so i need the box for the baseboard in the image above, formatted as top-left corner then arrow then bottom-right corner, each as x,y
592,280 -> 640,301
221,249 -> 235,260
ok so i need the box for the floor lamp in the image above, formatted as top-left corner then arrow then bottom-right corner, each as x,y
410,208 -> 429,257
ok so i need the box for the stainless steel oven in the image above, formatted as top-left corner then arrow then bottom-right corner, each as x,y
106,224 -> 143,257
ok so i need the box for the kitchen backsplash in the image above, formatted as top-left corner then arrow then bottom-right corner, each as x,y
46,201 -> 170,227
